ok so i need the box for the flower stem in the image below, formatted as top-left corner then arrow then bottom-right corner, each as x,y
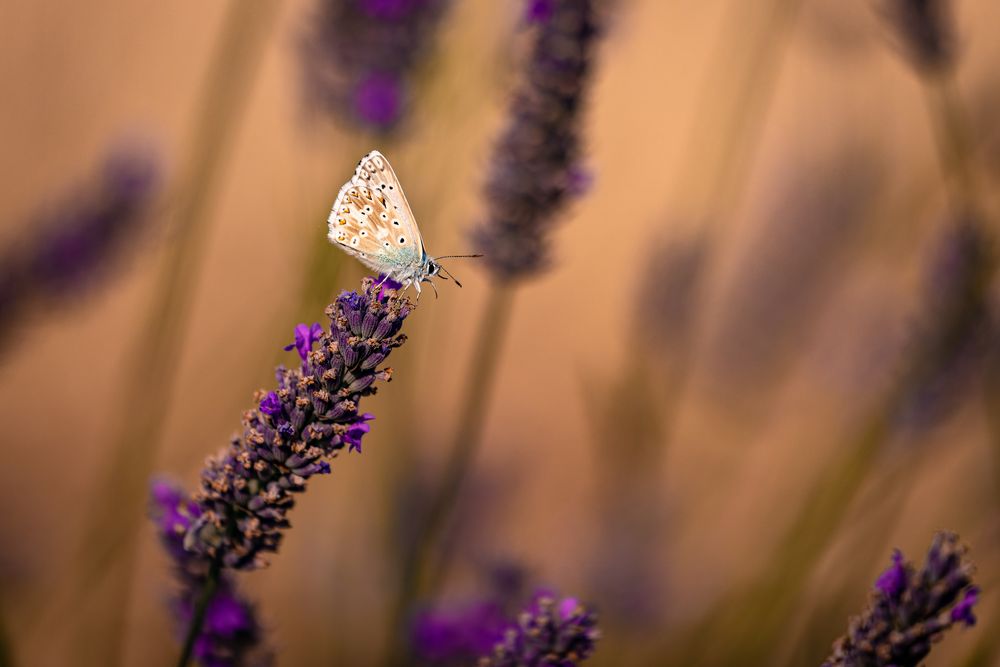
176,561 -> 221,667
383,284 -> 515,666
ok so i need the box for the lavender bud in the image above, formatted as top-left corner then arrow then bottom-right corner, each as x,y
823,532 -> 979,667
470,0 -> 601,282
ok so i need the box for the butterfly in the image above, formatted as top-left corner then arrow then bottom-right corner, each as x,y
326,150 -> 479,297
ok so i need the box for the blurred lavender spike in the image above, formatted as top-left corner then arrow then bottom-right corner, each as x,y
823,532 -> 979,667
299,0 -> 451,132
150,481 -> 271,667
880,0 -> 955,72
0,146 -> 160,349
470,0 -> 600,282
477,593 -> 600,667
895,215 -> 993,431
178,277 -> 410,569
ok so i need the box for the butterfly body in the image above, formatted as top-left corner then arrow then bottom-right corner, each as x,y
327,150 -> 449,295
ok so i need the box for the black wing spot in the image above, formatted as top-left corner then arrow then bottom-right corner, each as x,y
398,236 -> 406,244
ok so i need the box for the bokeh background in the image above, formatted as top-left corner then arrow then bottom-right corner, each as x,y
1,0 -> 999,665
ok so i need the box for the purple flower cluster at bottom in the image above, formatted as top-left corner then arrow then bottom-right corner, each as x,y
823,532 -> 979,667
413,590 -> 599,667
150,481 -> 269,667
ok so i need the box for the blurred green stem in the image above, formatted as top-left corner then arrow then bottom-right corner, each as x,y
383,284 -> 515,667
176,561 -> 221,667
63,1 -> 278,664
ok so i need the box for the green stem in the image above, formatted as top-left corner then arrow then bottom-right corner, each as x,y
176,561 -> 221,667
383,284 -> 515,667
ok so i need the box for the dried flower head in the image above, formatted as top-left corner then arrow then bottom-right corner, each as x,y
299,0 -> 450,132
477,593 -> 600,666
880,0 -> 955,72
823,532 -> 979,667
471,0 -> 601,282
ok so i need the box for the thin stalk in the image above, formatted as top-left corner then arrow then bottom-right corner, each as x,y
383,284 -> 515,667
56,1 -> 278,663
175,561 -> 221,667
667,42 -> 993,667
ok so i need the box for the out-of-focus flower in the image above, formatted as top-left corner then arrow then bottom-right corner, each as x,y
823,532 -> 979,667
299,0 -> 450,132
471,0 -> 601,282
412,600 -> 509,665
477,593 -> 600,667
880,0 -> 955,72
150,481 -> 270,667
896,216 -> 993,430
0,147 -> 160,346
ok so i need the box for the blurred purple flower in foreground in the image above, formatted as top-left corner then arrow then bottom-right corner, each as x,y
880,0 -> 955,71
412,600 -> 509,665
0,147 -> 160,346
823,532 -> 979,667
299,0 -> 450,132
150,481 -> 269,667
477,593 -> 600,667
471,0 -> 601,282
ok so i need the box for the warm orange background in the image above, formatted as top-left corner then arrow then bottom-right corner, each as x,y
2,1 -> 999,665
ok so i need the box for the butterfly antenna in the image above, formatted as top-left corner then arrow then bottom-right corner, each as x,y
434,253 -> 484,260
438,265 -> 463,288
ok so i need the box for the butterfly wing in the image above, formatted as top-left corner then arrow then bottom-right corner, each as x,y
351,151 -> 426,259
327,168 -> 423,278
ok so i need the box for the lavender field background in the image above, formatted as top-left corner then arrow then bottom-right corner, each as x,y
1,1 -> 999,665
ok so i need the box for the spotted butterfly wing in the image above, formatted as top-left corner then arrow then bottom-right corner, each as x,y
326,151 -> 425,280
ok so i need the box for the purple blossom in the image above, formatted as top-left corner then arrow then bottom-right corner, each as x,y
950,586 -> 979,626
823,532 -> 980,667
299,0 -> 450,132
150,481 -> 269,666
0,146 -> 160,348
258,392 -> 282,418
283,322 -> 324,362
874,549 -> 907,600
477,592 -> 600,666
412,600 -> 509,664
159,277 -> 411,570
353,72 -> 404,129
471,0 -> 601,282
525,0 -> 554,23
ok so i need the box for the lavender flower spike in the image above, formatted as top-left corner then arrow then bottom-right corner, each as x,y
471,0 -> 600,282
477,593 -> 600,667
179,277 -> 411,570
299,0 -> 451,132
150,480 -> 269,667
823,532 -> 979,667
